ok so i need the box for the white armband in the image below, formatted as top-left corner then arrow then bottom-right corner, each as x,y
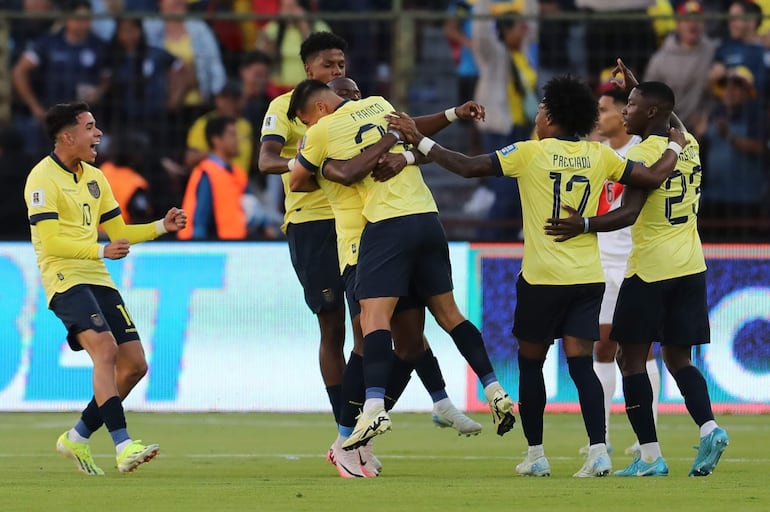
402,150 -> 416,165
155,219 -> 168,236
287,157 -> 296,171
417,137 -> 436,156
666,141 -> 682,157
583,217 -> 590,233
387,129 -> 402,142
97,245 -> 105,259
444,107 -> 458,122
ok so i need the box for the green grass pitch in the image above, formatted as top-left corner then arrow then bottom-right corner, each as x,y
0,412 -> 767,511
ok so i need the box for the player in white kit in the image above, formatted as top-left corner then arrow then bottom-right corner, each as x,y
580,87 -> 660,456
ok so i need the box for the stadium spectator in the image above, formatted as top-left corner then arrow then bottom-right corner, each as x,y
538,0 -> 583,92
710,0 -> 770,104
576,0 -> 657,89
644,0 -> 717,135
90,0 -> 123,41
0,124 -> 35,239
12,0 -> 110,156
702,65 -> 767,239
100,131 -> 154,224
443,0 -> 482,154
143,0 -> 227,138
103,18 -> 188,141
7,0 -> 55,66
471,0 -> 536,240
178,116 -> 250,240
185,80 -> 255,175
257,0 -> 331,93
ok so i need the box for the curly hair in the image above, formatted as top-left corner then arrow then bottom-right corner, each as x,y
634,81 -> 675,114
542,75 -> 598,137
299,31 -> 348,64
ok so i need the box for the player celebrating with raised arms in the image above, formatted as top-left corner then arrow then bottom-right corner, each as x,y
387,74 -> 685,477
24,102 -> 187,475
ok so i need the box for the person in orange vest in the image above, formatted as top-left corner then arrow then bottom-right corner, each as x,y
100,132 -> 154,224
178,116 -> 248,240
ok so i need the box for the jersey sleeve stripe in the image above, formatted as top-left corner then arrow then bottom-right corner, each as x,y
489,152 -> 504,177
618,159 -> 635,185
29,212 -> 58,224
99,207 -> 122,224
297,153 -> 319,173
260,134 -> 286,144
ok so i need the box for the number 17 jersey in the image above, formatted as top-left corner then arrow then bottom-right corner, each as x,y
492,138 -> 632,285
624,133 -> 705,282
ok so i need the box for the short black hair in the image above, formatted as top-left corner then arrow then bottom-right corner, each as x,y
205,115 -> 235,149
62,0 -> 92,12
287,79 -> 330,121
732,0 -> 763,20
44,102 -> 91,142
240,50 -> 272,69
542,75 -> 598,137
634,81 -> 675,113
299,31 -> 347,64
600,87 -> 630,106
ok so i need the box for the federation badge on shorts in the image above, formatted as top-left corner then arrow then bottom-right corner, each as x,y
500,143 -> 517,155
322,288 -> 336,304
90,313 -> 105,328
87,180 -> 100,198
30,189 -> 44,206
263,114 -> 277,130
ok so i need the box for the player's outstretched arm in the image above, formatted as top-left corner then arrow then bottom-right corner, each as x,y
413,101 -> 486,137
321,132 -> 400,186
101,207 -> 187,244
387,112 -> 495,178
625,127 -> 688,189
545,187 -> 648,242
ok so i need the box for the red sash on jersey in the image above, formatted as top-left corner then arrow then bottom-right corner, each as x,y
597,181 -> 625,215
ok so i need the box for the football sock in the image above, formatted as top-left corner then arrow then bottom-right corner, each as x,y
384,355 -> 413,411
700,420 -> 718,438
646,358 -> 660,427
527,444 -> 545,458
69,397 -> 103,442
449,320 -> 496,384
362,329 -> 393,408
593,361 -> 616,443
568,355 -> 606,446
339,352 -> 364,430
414,348 -> 448,402
98,396 -> 131,451
639,441 -> 663,462
673,365 -> 715,427
326,384 -> 342,425
518,352 -> 546,446
622,373 -> 657,444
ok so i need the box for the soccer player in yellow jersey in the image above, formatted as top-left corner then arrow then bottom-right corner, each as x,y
258,32 -> 348,437
387,74 -> 686,477
288,79 -> 517,454
291,77 -> 485,477
547,62 -> 729,478
24,102 -> 187,475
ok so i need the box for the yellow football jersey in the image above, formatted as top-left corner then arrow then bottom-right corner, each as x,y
299,96 -> 437,224
625,133 -> 705,281
25,154 -> 121,304
494,138 -> 631,285
260,90 -> 333,227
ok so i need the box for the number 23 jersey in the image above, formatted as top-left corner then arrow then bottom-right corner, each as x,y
624,133 -> 705,282
493,138 -> 631,285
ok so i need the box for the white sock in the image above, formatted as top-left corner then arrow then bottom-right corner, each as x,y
483,381 -> 502,402
67,428 -> 89,444
115,439 -> 132,454
363,398 -> 384,411
433,397 -> 452,411
700,420 -> 718,438
639,442 -> 662,462
335,433 -> 347,445
527,444 -> 545,459
588,443 -> 607,456
594,361 -> 616,444
646,358 -> 661,427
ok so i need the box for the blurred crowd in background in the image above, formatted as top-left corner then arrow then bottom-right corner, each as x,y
0,0 -> 768,242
